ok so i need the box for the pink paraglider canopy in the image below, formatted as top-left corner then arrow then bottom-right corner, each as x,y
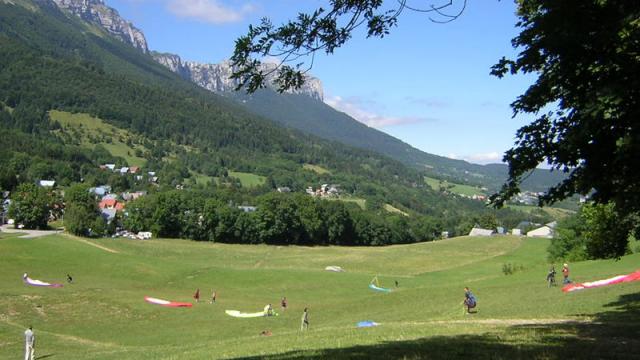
563,270 -> 640,292
144,296 -> 192,307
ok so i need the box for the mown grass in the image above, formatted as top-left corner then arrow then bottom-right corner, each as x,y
508,204 -> 575,220
302,164 -> 331,175
0,232 -> 638,359
50,110 -> 148,167
228,171 -> 266,188
424,176 -> 486,197
384,204 -> 409,216
326,196 -> 367,210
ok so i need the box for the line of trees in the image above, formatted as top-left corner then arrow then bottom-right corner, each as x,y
123,191 -> 451,246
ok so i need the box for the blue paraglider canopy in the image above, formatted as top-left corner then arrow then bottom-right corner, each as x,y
357,321 -> 379,328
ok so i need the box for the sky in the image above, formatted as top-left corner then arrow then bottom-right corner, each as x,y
108,0 -> 538,165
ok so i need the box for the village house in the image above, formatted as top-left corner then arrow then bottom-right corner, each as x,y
468,227 -> 495,237
527,221 -> 557,238
38,180 -> 56,187
89,185 -> 112,197
306,184 -> 340,198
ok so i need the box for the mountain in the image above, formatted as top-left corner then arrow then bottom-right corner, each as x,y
0,0 -> 561,244
0,0 -> 439,208
51,0 -> 148,52
45,0 -> 564,193
151,52 -> 324,101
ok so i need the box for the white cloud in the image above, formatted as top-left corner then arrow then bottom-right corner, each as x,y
166,0 -> 254,24
447,151 -> 504,165
325,95 -> 432,128
466,152 -> 503,164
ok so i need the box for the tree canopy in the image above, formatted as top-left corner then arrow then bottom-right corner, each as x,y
490,0 -> 640,257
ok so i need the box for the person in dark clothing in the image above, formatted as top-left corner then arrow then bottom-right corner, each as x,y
546,267 -> 556,287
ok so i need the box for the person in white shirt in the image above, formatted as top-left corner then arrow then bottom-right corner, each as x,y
301,308 -> 309,331
24,326 -> 35,360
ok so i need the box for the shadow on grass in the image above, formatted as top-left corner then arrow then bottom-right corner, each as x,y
231,293 -> 640,359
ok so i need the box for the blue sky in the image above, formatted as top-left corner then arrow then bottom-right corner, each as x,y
109,0 -> 536,165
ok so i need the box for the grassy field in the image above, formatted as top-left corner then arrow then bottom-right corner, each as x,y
1,233 -> 638,359
383,204 -> 409,216
228,171 -> 266,188
327,196 -> 367,210
302,164 -> 331,175
424,177 -> 486,197
508,204 -> 576,220
50,110 -> 147,167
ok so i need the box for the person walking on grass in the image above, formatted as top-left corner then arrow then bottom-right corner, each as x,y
210,290 -> 216,304
24,325 -> 35,360
193,288 -> 200,303
301,307 -> 309,331
281,297 -> 287,312
462,287 -> 477,314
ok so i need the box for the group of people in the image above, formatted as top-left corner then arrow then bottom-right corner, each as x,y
463,262 -> 572,315
22,264 -> 573,358
192,288 -> 216,304
546,263 -> 571,287
191,290 -> 308,331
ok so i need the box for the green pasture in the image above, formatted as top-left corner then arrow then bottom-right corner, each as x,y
302,164 -> 331,175
508,204 -> 575,220
424,176 -> 486,197
50,110 -> 147,167
383,204 -> 409,216
228,171 -> 266,188
0,232 -> 638,359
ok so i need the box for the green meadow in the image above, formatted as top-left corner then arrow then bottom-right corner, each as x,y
50,110 -> 148,168
228,172 -> 266,188
0,232 -> 638,359
424,177 -> 486,197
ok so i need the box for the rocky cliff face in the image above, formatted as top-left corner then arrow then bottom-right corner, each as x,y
152,53 -> 324,101
50,0 -> 323,100
51,0 -> 148,53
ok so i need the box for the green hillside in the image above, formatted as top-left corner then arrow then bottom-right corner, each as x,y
425,176 -> 487,197
50,110 -> 148,167
1,232 -> 638,359
232,91 -> 567,193
0,0 -> 559,241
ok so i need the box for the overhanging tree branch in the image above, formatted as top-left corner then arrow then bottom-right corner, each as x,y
231,0 -> 467,93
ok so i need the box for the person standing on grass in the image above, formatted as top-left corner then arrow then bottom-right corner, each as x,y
546,266 -> 556,287
67,274 -> 73,284
210,290 -> 216,304
301,307 -> 309,331
24,325 -> 35,360
281,297 -> 287,312
562,263 -> 571,284
193,288 -> 200,303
